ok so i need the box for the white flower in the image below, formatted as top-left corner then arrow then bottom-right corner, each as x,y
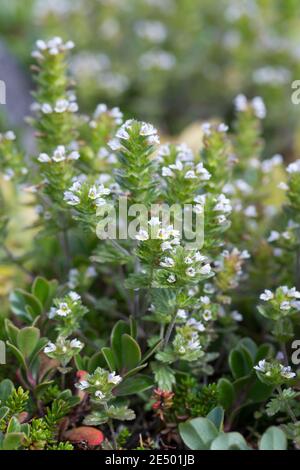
203,310 -> 212,321
231,310 -> 243,322
135,229 -> 149,241
194,252 -> 206,262
69,291 -> 81,302
162,166 -> 173,177
41,103 -> 53,114
177,309 -> 188,320
186,267 -> 196,277
169,160 -> 183,171
287,287 -> 300,299
116,127 -> 130,140
140,122 -> 157,136
160,257 -> 175,268
76,380 -> 89,390
36,39 -> 47,50
64,191 -> 80,206
70,339 -> 83,349
196,163 -> 211,180
194,195 -> 206,205
185,170 -> 197,179
55,99 -> 69,113
244,205 -> 257,218
218,123 -> 229,133
201,122 -> 211,136
167,274 -> 176,283
240,250 -> 250,259
251,96 -> 266,119
214,194 -> 232,213
280,301 -> 291,311
108,371 -> 122,385
267,230 -> 280,242
234,94 -> 247,112
260,289 -> 274,301
161,241 -> 173,251
200,296 -> 210,305
56,302 -> 71,317
88,185 -> 101,200
199,264 -> 211,275
287,159 -> 300,174
108,138 -> 122,151
254,359 -> 266,372
52,145 -> 66,162
95,390 -> 105,399
280,365 -> 296,379
5,131 -> 16,141
187,318 -> 205,332
44,342 -> 56,354
38,153 -> 51,163
278,182 -> 288,190
68,150 -> 80,160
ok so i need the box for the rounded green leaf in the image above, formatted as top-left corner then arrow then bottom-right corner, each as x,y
121,334 -> 141,371
210,432 -> 249,450
179,417 -> 219,450
218,378 -> 235,410
17,327 -> 40,358
259,426 -> 287,450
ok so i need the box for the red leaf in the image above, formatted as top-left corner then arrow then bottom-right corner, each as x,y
64,426 -> 104,446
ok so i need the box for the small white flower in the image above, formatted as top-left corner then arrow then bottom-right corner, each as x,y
186,267 -> 196,277
41,103 -> 53,114
201,122 -> 211,136
254,359 -> 266,372
69,291 -> 81,302
244,205 -> 257,218
108,371 -> 122,385
177,309 -> 188,320
135,229 -> 149,241
76,380 -> 89,390
140,122 -> 157,136
251,96 -> 266,119
278,182 -> 288,190
68,150 -> 80,160
64,191 -> 80,206
5,131 -> 16,141
55,99 -> 69,113
167,274 -> 176,283
218,123 -> 228,133
70,339 -> 83,349
116,127 -> 130,140
44,342 -> 56,354
203,310 -> 212,321
199,264 -> 211,275
267,230 -> 280,242
260,289 -> 274,301
52,145 -> 66,162
95,390 -> 105,399
280,301 -> 291,311
200,296 -> 210,305
108,138 -> 122,151
231,310 -> 243,322
162,166 -> 173,177
234,94 -> 247,112
38,153 -> 51,163
160,257 -> 175,268
148,217 -> 160,227
56,302 -> 71,317
194,251 -> 206,262
185,170 -> 197,179
280,365 -> 296,379
287,160 -> 300,174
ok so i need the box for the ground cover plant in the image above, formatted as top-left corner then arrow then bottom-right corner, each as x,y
0,37 -> 300,451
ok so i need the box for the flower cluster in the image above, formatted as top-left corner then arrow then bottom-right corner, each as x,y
258,286 -> 300,320
76,367 -> 122,403
32,37 -> 75,59
254,359 -> 296,385
38,145 -> 80,164
48,291 -> 88,336
44,336 -> 83,368
172,323 -> 204,362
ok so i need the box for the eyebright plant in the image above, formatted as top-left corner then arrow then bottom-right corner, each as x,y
0,38 -> 300,451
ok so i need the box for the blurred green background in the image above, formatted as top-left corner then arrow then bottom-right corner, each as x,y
1,0 -> 300,156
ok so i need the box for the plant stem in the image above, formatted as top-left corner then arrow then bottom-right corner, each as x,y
163,310 -> 177,349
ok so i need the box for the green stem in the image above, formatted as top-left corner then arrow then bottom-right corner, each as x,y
277,386 -> 297,424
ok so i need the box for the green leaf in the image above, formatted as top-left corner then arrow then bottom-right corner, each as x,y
10,289 -> 42,321
229,349 -> 251,379
151,362 -> 175,391
17,327 -> 40,358
35,381 -> 55,397
210,432 -> 249,450
259,426 -> 287,450
206,407 -> 224,431
129,316 -> 137,339
111,320 -> 130,370
123,363 -> 147,379
88,351 -> 106,372
32,277 -> 50,306
115,375 -> 153,396
2,432 -> 25,450
0,379 -> 14,401
6,342 -> 27,370
217,378 -> 235,410
179,417 -> 219,450
0,406 -> 9,420
4,319 -> 19,346
121,334 -> 141,370
101,347 -> 116,372
7,417 -> 21,433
